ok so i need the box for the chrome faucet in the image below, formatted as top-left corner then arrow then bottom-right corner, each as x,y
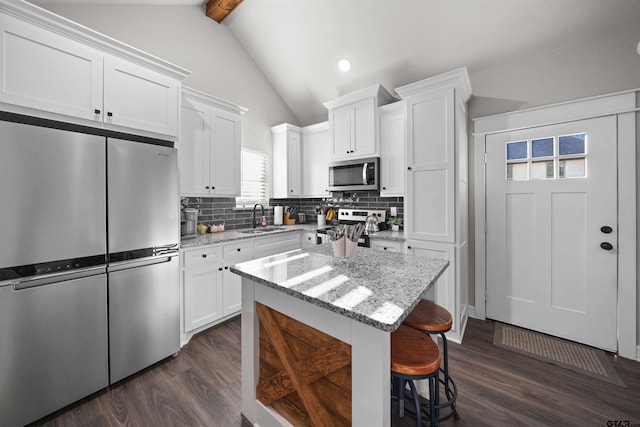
253,203 -> 265,228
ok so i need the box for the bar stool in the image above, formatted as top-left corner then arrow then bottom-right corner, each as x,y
391,325 -> 441,427
403,299 -> 460,422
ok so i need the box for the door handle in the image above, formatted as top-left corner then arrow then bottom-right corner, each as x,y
362,162 -> 368,185
600,242 -> 613,251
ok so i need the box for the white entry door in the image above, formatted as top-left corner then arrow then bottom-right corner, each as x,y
485,116 -> 617,351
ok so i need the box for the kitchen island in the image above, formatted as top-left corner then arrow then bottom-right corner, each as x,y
230,244 -> 448,426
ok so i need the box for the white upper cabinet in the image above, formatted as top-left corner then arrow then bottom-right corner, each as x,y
103,56 -> 179,137
0,1 -> 189,138
179,87 -> 245,197
271,123 -> 302,198
301,121 -> 330,198
0,13 -> 104,123
378,101 -> 405,197
323,84 -> 395,161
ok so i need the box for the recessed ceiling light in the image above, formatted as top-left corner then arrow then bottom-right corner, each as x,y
337,58 -> 351,72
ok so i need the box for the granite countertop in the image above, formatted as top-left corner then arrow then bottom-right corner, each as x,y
230,244 -> 448,332
180,224 -> 319,249
368,229 -> 405,241
181,225 -> 407,249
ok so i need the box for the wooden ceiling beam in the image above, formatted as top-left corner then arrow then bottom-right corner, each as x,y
206,0 -> 244,24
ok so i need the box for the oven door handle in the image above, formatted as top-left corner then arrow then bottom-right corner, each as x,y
362,162 -> 368,185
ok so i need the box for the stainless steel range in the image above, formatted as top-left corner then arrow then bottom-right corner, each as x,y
316,208 -> 386,247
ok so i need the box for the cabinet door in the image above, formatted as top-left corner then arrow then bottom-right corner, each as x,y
104,55 -> 179,137
406,240 -> 456,334
302,124 -> 330,198
210,108 -> 241,196
222,240 -> 254,316
329,105 -> 352,160
379,105 -> 405,196
183,262 -> 223,332
370,239 -> 403,253
179,98 -> 210,196
405,88 -> 455,243
183,246 -> 224,332
287,130 -> 302,197
0,15 -> 103,122
271,124 -> 301,198
351,99 -> 376,158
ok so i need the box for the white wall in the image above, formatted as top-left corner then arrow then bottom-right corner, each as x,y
34,3 -> 299,157
466,20 -> 640,345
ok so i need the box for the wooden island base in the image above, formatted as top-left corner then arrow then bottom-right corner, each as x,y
256,303 -> 352,426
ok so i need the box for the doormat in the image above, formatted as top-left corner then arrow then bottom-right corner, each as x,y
493,323 -> 626,388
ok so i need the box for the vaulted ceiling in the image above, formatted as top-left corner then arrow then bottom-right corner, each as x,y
34,0 -> 640,126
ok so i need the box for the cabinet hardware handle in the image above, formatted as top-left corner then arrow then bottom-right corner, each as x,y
600,226 -> 613,234
107,112 -> 113,117
407,246 -> 412,249
290,189 -> 293,192
600,242 -> 613,251
218,267 -> 223,271
237,248 -> 241,251
350,150 -> 354,153
346,150 -> 350,154
407,167 -> 412,170
382,186 -> 386,190
202,254 -> 207,258
94,109 -> 101,115
212,186 -> 215,189
205,186 -> 210,189
225,266 -> 229,270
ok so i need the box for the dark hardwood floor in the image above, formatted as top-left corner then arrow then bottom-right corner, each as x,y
33,317 -> 640,427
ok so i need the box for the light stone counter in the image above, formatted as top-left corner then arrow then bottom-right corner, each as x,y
231,244 -> 447,331
180,224 -> 318,249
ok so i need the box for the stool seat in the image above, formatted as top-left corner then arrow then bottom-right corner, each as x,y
403,299 -> 452,333
391,325 -> 442,426
391,325 -> 442,375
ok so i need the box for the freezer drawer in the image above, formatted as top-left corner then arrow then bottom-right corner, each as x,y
0,274 -> 108,426
108,255 -> 180,384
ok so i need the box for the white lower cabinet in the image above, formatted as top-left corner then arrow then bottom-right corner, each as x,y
221,240 -> 254,316
183,246 -> 223,332
181,231 -> 303,342
370,239 -> 404,253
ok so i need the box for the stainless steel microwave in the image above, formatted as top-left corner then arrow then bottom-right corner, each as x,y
328,157 -> 379,192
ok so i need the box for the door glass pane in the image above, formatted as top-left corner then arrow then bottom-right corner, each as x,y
506,141 -> 527,160
559,158 -> 585,178
532,160 -> 554,179
532,137 -> 554,158
507,162 -> 528,180
559,133 -> 585,155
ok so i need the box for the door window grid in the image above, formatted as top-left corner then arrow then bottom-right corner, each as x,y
506,133 -> 586,181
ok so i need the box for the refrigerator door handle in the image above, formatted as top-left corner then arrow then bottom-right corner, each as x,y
11,266 -> 107,291
108,254 -> 176,273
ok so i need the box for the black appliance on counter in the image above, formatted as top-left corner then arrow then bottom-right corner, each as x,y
316,208 -> 386,247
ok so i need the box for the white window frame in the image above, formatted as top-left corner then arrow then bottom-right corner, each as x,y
236,148 -> 269,209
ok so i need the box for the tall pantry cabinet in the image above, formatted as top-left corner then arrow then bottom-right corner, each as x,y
396,67 -> 472,343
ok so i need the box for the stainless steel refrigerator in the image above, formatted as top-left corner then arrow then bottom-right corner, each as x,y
0,117 -> 180,426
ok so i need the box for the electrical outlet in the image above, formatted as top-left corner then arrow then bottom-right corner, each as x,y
390,207 -> 397,216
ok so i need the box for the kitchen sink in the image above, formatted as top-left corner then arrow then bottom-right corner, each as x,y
238,227 -> 286,234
